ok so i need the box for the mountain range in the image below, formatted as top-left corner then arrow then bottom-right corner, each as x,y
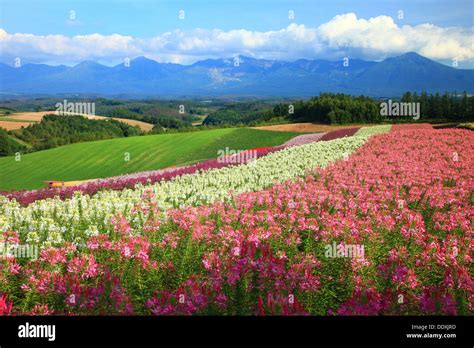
0,52 -> 472,97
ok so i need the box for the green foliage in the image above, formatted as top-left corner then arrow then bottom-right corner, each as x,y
203,101 -> 275,126
0,128 -> 25,156
401,91 -> 474,121
203,110 -> 242,125
104,101 -> 199,127
152,117 -> 189,130
274,92 -> 474,125
0,106 -> 15,115
278,93 -> 383,124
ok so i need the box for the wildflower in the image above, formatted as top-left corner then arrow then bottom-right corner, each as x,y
0,294 -> 13,315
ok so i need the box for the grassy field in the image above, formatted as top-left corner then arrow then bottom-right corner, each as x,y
0,128 -> 299,191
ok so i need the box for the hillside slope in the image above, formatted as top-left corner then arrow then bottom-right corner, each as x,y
0,128 -> 299,190
0,111 -> 154,131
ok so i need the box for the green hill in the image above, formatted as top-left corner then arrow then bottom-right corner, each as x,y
0,128 -> 298,191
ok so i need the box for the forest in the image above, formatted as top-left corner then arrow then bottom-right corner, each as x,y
273,92 -> 474,124
202,92 -> 473,126
0,128 -> 26,156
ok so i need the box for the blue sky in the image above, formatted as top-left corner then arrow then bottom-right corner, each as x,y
2,0 -> 472,36
0,0 -> 473,66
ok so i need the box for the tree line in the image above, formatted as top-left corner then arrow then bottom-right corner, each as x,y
204,92 -> 473,126
399,92 -> 473,121
275,92 -> 473,124
274,94 -> 382,124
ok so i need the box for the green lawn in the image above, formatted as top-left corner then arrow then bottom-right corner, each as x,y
0,128 -> 298,191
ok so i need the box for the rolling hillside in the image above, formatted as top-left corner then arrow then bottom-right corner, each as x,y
0,111 -> 154,131
0,128 -> 299,190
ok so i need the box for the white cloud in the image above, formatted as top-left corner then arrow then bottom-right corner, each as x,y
0,13 -> 473,66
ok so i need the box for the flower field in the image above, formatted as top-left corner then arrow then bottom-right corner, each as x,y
0,126 -> 390,248
2,126 -> 365,205
0,125 -> 472,315
3,146 -> 280,206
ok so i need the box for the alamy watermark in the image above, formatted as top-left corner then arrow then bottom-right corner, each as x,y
380,100 -> 420,120
324,242 -> 365,260
217,147 -> 257,165
0,242 -> 38,260
18,322 -> 55,341
55,99 -> 96,116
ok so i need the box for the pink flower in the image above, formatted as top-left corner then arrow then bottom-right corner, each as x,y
9,263 -> 21,275
232,246 -> 240,257
136,250 -> 149,265
0,294 -> 13,315
30,304 -> 52,315
83,256 -> 99,279
406,269 -> 418,289
121,245 -> 132,258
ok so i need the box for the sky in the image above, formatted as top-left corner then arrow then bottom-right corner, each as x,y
0,0 -> 473,67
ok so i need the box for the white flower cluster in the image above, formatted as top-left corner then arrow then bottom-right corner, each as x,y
354,125 -> 392,137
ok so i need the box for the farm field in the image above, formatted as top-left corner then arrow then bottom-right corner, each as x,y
0,128 -> 299,190
0,120 -> 34,131
0,111 -> 154,132
0,125 -> 471,316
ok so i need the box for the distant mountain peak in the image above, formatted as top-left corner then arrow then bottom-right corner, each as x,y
1,53 -> 472,97
400,52 -> 422,58
131,56 -> 157,63
74,60 -> 104,68
390,51 -> 434,64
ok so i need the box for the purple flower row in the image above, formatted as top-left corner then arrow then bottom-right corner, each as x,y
279,132 -> 327,147
319,127 -> 360,141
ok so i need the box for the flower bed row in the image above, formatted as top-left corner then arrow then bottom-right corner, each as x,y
2,125 -> 374,206
319,127 -> 360,141
0,126 -> 391,251
278,132 -> 327,147
353,125 -> 392,137
392,123 -> 433,131
0,127 -> 471,315
2,146 -> 278,206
